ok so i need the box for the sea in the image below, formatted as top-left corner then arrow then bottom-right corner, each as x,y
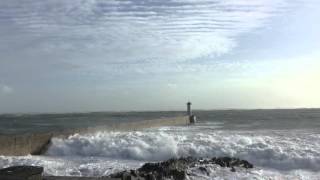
1,109 -> 320,179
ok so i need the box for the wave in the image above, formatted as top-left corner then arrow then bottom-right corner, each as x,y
46,127 -> 320,171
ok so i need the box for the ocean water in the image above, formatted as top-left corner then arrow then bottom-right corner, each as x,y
1,109 -> 320,179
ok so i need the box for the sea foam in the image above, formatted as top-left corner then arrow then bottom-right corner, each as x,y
46,126 -> 320,171
1,125 -> 320,179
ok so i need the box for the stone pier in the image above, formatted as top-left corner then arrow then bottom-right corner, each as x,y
0,116 -> 189,156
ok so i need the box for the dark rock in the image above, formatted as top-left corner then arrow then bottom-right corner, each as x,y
222,157 -> 232,167
210,157 -> 254,169
145,173 -> 156,180
198,166 -> 207,172
214,158 -> 226,167
130,170 -> 138,177
108,156 -> 253,180
122,172 -> 132,180
109,170 -> 126,178
170,169 -> 185,180
0,166 -> 43,180
198,166 -> 209,176
138,157 -> 195,179
240,160 -> 253,169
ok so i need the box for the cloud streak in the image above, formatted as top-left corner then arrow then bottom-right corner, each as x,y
0,0 -> 288,66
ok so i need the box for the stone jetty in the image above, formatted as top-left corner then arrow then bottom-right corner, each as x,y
0,116 -> 189,156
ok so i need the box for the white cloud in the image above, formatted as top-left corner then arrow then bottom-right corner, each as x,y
0,84 -> 13,94
0,0 -> 289,67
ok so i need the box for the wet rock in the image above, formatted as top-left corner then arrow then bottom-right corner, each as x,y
240,160 -> 254,169
138,158 -> 188,180
108,156 -> 253,180
130,170 -> 138,177
145,173 -> 156,180
170,169 -> 185,180
0,166 -> 43,180
198,166 -> 209,176
214,157 -> 227,167
211,157 -> 253,169
122,172 -> 132,180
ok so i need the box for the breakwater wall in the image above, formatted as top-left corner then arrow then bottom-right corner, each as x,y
0,116 -> 189,156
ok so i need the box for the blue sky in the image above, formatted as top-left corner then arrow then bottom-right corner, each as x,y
0,0 -> 319,113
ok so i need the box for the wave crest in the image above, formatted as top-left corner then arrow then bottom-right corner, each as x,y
46,128 -> 320,171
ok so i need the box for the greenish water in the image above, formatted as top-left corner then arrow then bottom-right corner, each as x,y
0,111 -> 185,135
1,109 -> 320,135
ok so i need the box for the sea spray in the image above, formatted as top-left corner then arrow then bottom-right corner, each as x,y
47,131 -> 179,161
1,125 -> 320,179
46,126 -> 320,171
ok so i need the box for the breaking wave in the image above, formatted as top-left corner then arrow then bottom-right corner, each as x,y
46,127 -> 320,171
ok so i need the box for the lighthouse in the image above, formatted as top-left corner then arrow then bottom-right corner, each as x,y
187,101 -> 196,124
187,102 -> 192,116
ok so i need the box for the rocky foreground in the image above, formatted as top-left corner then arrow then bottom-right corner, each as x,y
109,157 -> 253,180
0,157 -> 253,180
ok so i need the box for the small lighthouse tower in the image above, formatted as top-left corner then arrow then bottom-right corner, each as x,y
187,102 -> 192,116
187,101 -> 196,124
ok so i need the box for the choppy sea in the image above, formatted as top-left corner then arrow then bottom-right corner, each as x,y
1,109 -> 320,179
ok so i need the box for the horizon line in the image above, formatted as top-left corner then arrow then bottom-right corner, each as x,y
1,107 -> 319,116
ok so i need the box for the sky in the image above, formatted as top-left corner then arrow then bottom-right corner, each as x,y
0,0 -> 319,113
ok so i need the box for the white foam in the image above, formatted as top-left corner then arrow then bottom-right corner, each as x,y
47,131 -> 179,161
47,127 -> 320,171
0,155 -> 143,177
187,164 -> 320,180
1,125 -> 320,178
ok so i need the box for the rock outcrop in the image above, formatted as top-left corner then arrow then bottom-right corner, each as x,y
0,166 -> 43,180
0,157 -> 253,180
109,157 -> 253,180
